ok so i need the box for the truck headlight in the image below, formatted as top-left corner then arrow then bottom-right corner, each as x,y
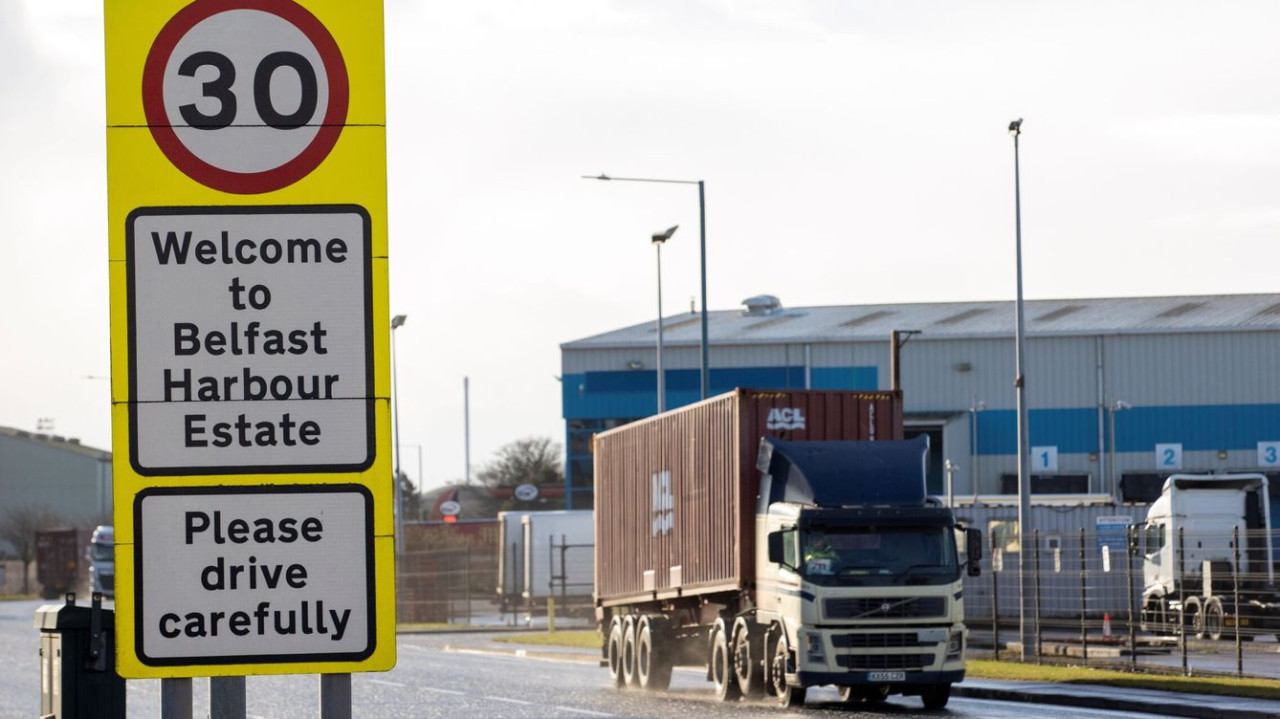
804,631 -> 825,662
946,632 -> 963,659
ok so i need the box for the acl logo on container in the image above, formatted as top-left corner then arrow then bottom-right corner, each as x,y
766,407 -> 806,431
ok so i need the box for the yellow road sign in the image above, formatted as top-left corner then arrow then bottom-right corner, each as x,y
105,0 -> 394,678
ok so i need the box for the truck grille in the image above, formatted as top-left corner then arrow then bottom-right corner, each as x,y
825,596 -> 945,619
831,632 -> 938,649
836,653 -> 931,671
101,575 -> 115,592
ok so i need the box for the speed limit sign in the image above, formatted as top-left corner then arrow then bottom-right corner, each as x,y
105,0 -> 394,680
142,0 -> 349,194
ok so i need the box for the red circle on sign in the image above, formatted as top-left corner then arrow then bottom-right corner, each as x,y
142,0 -> 349,195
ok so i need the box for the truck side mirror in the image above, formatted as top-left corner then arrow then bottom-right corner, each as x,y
768,531 -> 785,565
965,528 -> 983,577
1128,525 -> 1140,555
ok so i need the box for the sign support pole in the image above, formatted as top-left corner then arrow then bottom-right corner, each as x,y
319,674 -> 353,719
161,677 -> 193,719
211,676 -> 246,719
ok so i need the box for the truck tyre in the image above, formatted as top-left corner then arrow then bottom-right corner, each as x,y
769,631 -> 805,708
732,620 -> 764,698
622,616 -> 639,686
636,617 -> 672,691
606,618 -> 626,687
839,685 -> 889,704
710,625 -> 741,702
921,682 -> 950,710
1204,597 -> 1225,641
1184,596 -> 1203,639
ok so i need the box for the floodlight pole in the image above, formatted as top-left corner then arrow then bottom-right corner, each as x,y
1009,118 -> 1037,661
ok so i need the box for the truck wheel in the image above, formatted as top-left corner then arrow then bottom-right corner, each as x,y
1204,597 -> 1225,641
710,625 -> 741,702
839,685 -> 889,704
732,622 -> 764,698
622,616 -> 639,686
1185,596 -> 1203,639
636,617 -> 672,691
769,632 -> 805,708
606,618 -> 625,687
921,682 -> 951,710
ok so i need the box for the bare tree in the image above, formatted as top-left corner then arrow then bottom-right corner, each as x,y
475,437 -> 564,489
0,505 -> 65,595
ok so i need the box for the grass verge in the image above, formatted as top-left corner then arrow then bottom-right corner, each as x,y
489,631 -> 1280,700
491,630 -> 601,649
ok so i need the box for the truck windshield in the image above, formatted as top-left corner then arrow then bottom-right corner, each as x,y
802,525 -> 957,586
88,543 -> 113,561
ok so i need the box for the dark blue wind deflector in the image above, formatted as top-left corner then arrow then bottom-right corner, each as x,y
756,435 -> 929,510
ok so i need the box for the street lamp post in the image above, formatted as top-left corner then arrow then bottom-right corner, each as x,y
652,225 -> 678,412
584,174 -> 709,400
1009,118 -> 1037,661
1108,399 -> 1132,503
390,314 -> 407,553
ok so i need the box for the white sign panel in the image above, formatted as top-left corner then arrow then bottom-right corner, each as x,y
1259,441 -> 1280,468
1155,443 -> 1183,470
1031,446 -> 1058,473
136,486 -> 373,664
128,206 -> 373,474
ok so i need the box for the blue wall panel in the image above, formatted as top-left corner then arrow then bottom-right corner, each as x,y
972,404 -> 1280,456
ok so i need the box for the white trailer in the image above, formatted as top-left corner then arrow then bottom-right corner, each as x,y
521,510 -> 593,609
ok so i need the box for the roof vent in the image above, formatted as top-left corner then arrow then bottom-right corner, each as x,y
742,295 -> 782,317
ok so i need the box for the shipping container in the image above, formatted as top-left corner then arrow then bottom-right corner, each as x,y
35,528 -> 88,599
593,388 -> 902,606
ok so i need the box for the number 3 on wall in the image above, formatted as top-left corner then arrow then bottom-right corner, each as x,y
1258,442 -> 1280,468
1155,443 -> 1182,470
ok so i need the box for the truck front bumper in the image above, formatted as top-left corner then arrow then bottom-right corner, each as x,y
796,668 -> 965,688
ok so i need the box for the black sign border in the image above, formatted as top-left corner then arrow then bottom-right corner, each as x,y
125,204 -> 376,476
133,483 -> 378,667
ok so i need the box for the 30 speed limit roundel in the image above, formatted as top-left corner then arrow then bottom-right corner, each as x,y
142,0 -> 349,195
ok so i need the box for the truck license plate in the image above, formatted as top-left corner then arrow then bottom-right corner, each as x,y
866,672 -> 906,682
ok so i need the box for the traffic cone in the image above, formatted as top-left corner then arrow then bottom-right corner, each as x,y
1103,612 -> 1112,638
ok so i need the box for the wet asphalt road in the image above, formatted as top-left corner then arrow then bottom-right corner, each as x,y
1,599 -> 1173,718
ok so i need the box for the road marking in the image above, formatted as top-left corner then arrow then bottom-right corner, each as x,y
552,707 -> 615,717
420,687 -> 466,696
484,695 -> 534,706
367,679 -> 405,688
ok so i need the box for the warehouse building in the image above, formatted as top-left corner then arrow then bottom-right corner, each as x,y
0,427 -> 112,556
560,293 -> 1280,511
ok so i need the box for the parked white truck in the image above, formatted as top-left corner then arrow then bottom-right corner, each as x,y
87,525 -> 114,598
1138,473 -> 1280,639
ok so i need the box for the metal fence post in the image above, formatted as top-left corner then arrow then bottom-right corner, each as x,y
990,532 -> 1000,661
1233,525 -> 1242,676
1178,527 -> 1188,676
1079,527 -> 1088,663
1033,528 -> 1042,663
1127,524 -> 1137,672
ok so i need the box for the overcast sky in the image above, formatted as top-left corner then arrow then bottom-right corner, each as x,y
5,1 -> 1280,493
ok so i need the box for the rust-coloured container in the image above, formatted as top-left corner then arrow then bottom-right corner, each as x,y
593,388 -> 903,607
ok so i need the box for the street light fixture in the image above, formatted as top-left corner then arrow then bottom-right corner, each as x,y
390,313 -> 407,553
1008,117 -> 1037,661
583,173 -> 710,400
652,225 -> 678,412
